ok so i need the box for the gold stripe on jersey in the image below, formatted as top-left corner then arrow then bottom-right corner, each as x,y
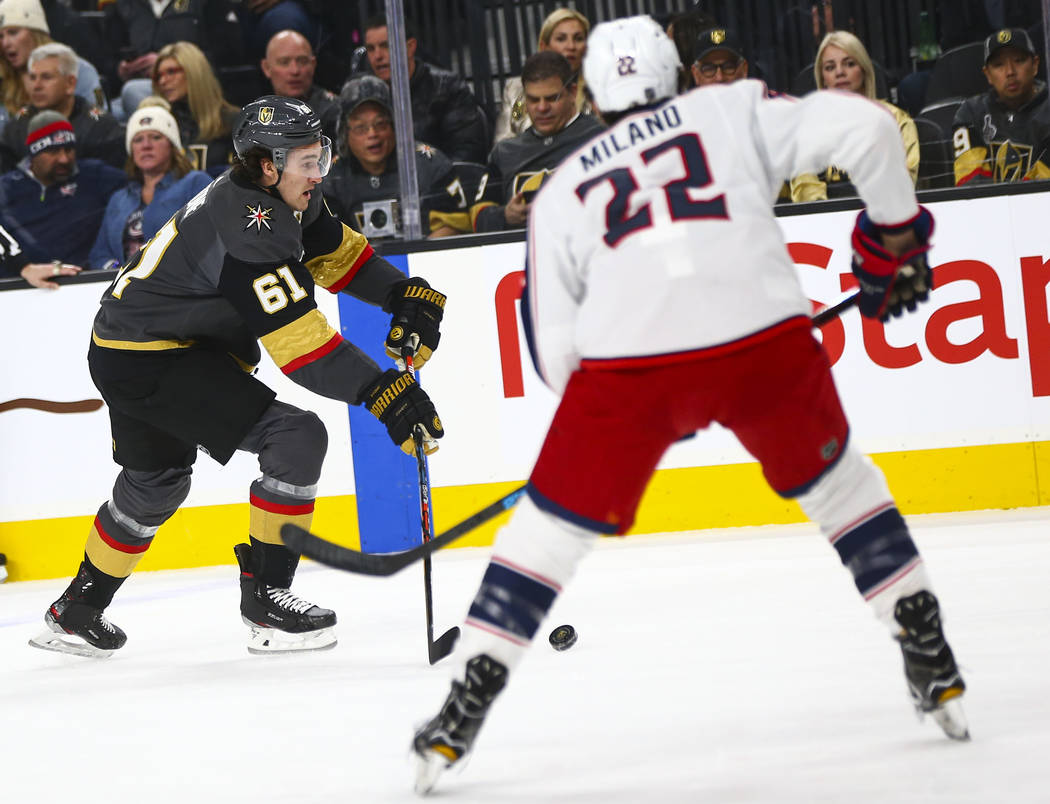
469,201 -> 497,231
260,308 -> 340,372
92,330 -> 196,351
306,222 -> 372,292
430,209 -> 471,234
954,146 -> 990,185
1026,160 -> 1050,180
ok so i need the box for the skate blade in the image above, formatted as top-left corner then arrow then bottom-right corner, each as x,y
412,748 -> 452,796
931,697 -> 970,741
243,619 -> 337,655
28,630 -> 116,659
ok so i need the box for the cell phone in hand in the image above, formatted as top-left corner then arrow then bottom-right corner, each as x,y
119,46 -> 139,62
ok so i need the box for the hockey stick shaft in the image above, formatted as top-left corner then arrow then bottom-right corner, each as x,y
811,291 -> 858,327
405,348 -> 459,664
281,484 -> 527,576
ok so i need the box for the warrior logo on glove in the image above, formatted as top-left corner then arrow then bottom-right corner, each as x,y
385,278 -> 446,368
363,369 -> 444,455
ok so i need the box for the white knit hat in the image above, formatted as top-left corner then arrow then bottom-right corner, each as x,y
125,105 -> 183,154
0,0 -> 49,34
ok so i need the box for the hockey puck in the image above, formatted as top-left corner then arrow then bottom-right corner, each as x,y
548,624 -> 577,651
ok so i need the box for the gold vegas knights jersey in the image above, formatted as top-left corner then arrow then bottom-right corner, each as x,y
91,170 -> 404,406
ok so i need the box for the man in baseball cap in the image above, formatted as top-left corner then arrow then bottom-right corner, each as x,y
0,109 -> 126,272
952,27 -> 1050,184
326,74 -> 464,238
692,26 -> 749,86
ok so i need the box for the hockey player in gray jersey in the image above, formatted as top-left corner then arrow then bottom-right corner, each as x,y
31,95 -> 447,658
325,75 -> 466,239
466,51 -> 604,233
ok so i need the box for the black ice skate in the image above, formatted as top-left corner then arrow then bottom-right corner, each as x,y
894,590 -> 969,740
235,542 -> 337,655
29,591 -> 127,659
412,654 -> 508,795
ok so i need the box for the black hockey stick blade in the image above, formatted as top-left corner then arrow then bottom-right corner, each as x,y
429,625 -> 460,664
281,485 -> 527,576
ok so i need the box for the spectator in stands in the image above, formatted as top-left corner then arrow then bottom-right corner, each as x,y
234,0 -> 320,60
0,0 -> 105,129
666,8 -> 719,91
0,43 -> 124,171
691,26 -> 749,87
493,8 -> 592,143
151,41 -> 239,175
466,51 -> 604,234
261,29 -> 338,142
354,13 -> 490,164
102,0 -> 232,122
325,75 -> 465,240
790,31 -> 919,202
952,28 -> 1050,185
0,110 -> 125,271
89,102 -> 210,270
0,217 -> 80,287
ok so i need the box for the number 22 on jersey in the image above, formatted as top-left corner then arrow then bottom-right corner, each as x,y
574,132 -> 728,248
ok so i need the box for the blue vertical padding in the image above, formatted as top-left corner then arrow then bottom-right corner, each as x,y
337,252 -> 421,553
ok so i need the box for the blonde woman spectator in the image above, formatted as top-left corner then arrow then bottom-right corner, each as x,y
150,41 -> 239,175
89,101 -> 211,270
494,8 -> 591,143
790,31 -> 919,202
0,0 -> 104,128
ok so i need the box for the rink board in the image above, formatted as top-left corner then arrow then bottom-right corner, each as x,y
2,189 -> 1049,580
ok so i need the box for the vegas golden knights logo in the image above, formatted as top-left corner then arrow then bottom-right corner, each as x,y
711,29 -> 727,45
258,106 -> 275,125
992,140 -> 1032,181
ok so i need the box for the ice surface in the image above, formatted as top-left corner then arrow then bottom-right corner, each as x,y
2,507 -> 1048,803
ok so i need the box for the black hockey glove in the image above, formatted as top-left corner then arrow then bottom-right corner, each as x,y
385,277 -> 446,368
362,368 -> 444,455
851,206 -> 934,322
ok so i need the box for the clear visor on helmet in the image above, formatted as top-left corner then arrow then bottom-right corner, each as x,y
274,135 -> 332,179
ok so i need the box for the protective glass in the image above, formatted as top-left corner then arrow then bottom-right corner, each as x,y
277,135 -> 332,179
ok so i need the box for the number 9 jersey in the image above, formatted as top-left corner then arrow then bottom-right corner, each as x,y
524,80 -> 921,394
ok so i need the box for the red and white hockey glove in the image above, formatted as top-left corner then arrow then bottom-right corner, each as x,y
850,206 -> 934,321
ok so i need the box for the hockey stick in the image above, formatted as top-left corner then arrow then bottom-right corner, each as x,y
282,484 -> 526,577
402,347 -> 460,664
282,297 -> 859,577
811,291 -> 858,327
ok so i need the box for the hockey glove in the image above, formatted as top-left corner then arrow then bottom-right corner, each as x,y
850,206 -> 934,322
385,277 -> 446,369
362,368 -> 444,455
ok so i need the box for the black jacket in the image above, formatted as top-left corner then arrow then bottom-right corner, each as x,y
344,60 -> 490,164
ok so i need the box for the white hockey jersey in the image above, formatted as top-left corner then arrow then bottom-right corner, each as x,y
525,80 -> 919,393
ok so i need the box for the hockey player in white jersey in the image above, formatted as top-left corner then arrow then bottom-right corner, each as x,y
411,15 -> 967,794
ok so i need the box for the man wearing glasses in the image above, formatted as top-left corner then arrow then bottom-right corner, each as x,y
325,75 -> 466,239
691,27 -> 749,87
468,51 -> 604,233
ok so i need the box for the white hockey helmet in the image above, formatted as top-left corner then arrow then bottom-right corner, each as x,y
583,15 -> 681,114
